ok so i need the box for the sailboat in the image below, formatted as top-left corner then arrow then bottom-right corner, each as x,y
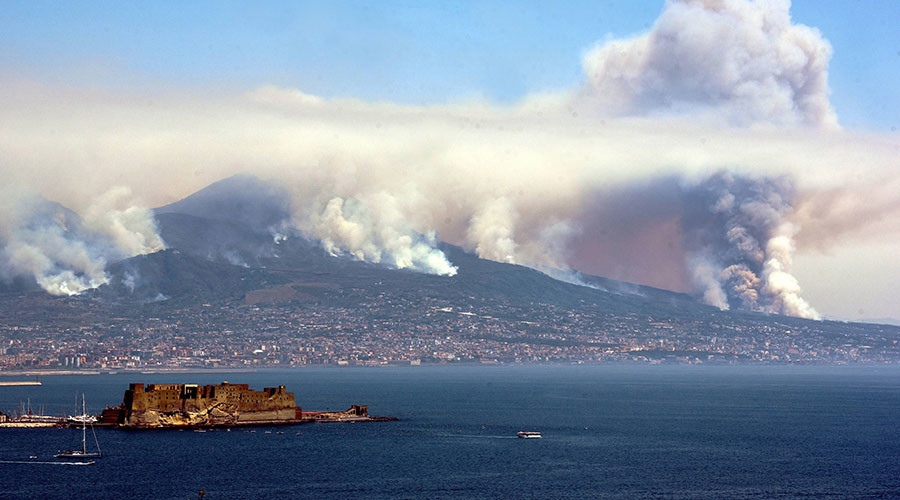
55,394 -> 102,459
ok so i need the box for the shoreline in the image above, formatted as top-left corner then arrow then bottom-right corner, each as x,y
3,364 -> 900,380
107,415 -> 398,430
1,415 -> 398,430
0,369 -> 258,377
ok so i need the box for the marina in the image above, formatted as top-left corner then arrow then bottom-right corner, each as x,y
0,381 -> 395,430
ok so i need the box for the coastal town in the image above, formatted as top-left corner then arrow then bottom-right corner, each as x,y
2,290 -> 899,373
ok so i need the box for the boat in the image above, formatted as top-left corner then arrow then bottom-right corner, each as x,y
55,395 -> 102,459
8,399 -> 63,426
0,460 -> 96,466
517,431 -> 542,439
66,414 -> 98,425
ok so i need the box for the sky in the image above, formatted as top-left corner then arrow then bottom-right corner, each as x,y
2,1 -> 897,129
1,0 -> 899,321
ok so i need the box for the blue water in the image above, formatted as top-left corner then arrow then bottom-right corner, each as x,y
2,365 -> 900,499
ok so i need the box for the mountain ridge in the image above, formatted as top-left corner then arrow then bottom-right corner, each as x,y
3,174 -> 900,366
3,173 -> 892,333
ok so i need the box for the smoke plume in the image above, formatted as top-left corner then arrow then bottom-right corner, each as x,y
82,187 -> 166,257
467,198 -> 519,264
0,0 -> 896,318
681,172 -> 818,318
580,0 -> 836,127
0,187 -> 165,295
303,194 -> 457,276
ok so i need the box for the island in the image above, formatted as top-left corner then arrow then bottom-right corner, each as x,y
97,382 -> 395,428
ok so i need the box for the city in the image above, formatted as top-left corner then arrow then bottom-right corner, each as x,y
3,288 -> 898,372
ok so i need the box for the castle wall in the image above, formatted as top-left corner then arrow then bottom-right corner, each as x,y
235,408 -> 297,422
122,382 -> 299,427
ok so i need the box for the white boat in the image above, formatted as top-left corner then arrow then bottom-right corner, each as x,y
55,394 -> 102,459
0,460 -> 96,466
66,414 -> 98,425
13,399 -> 62,425
517,431 -> 542,439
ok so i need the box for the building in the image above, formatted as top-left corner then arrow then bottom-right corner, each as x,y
107,382 -> 302,427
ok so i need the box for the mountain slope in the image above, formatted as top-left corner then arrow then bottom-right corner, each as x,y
6,174 -> 900,366
93,174 -> 733,317
154,173 -> 293,230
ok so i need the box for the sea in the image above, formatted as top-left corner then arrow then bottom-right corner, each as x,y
1,364 -> 900,499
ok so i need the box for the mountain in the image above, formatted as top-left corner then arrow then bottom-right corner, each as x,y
0,197 -> 102,294
858,317 -> 900,327
154,173 -> 292,231
4,174 -> 899,366
0,174 -> 881,330
98,174 -> 705,316
99,249 -> 286,304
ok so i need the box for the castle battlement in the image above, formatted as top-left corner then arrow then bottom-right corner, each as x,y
116,382 -> 301,427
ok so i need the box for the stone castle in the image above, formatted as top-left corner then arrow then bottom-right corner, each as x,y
104,382 -> 302,427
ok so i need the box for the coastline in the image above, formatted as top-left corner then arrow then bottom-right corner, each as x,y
0,368 -> 258,377
0,414 -> 398,430
102,414 -> 398,430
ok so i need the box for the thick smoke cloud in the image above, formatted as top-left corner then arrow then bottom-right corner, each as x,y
82,187 -> 166,257
681,172 -> 818,318
581,0 -> 836,127
304,194 -> 457,276
546,171 -> 819,318
0,187 -> 165,295
0,0 -> 897,318
467,198 -> 519,264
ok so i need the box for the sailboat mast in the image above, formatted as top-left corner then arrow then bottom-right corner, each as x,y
81,394 -> 87,453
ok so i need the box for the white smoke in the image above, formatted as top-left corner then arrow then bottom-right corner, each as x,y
690,255 -> 729,309
0,187 -> 165,296
532,219 -> 580,271
223,250 -> 249,268
763,222 -> 818,318
683,172 -> 819,319
303,194 -> 457,276
580,0 -> 836,127
2,226 -> 109,295
82,187 -> 165,256
122,271 -> 137,293
467,198 -> 519,264
0,0 -> 896,318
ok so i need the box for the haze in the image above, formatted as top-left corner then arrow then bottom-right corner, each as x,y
1,0 -> 898,321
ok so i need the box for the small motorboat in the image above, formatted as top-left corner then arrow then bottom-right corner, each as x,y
517,431 -> 542,439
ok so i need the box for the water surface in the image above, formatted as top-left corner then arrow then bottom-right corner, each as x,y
1,365 -> 899,499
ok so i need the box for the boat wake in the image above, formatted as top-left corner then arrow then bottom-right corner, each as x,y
438,433 -> 518,439
0,460 -> 95,466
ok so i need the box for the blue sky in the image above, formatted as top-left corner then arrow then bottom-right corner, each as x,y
2,1 -> 897,130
